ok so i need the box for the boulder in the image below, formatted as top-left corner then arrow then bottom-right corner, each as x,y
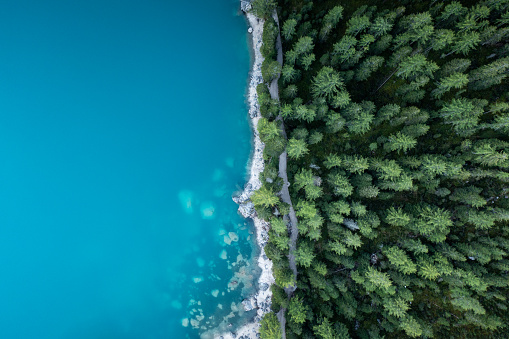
242,297 -> 257,311
240,1 -> 252,12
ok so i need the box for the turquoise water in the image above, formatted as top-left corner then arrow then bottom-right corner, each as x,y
0,1 -> 255,338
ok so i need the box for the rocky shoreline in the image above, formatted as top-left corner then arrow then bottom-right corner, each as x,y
213,6 -> 275,339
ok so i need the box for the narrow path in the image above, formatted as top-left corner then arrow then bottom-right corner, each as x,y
269,9 -> 298,339
276,308 -> 287,339
270,10 -> 298,295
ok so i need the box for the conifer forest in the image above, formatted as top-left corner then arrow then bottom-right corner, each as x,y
251,0 -> 509,337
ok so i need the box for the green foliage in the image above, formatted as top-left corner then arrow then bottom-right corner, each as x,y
252,185 -> 279,208
320,6 -> 344,41
287,138 -> 309,159
364,266 -> 393,293
311,66 -> 344,99
383,246 -> 417,274
346,15 -> 370,36
383,296 -> 410,318
431,72 -> 468,98
260,312 -> 282,339
439,98 -> 484,135
399,315 -> 422,337
289,296 -> 308,324
396,54 -> 439,80
296,240 -> 315,267
262,18 -> 278,59
384,132 -> 417,153
271,1 -> 509,337
356,56 -> 384,81
327,172 -> 354,197
274,265 -> 295,288
250,0 -> 276,19
282,19 -> 297,41
294,36 -> 314,55
262,59 -> 282,83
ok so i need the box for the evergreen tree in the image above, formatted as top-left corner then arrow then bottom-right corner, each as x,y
311,67 -> 344,99
287,138 -> 309,159
261,1 -> 509,337
282,19 -> 297,41
260,312 -> 283,339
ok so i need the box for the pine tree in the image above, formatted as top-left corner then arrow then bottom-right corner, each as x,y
383,246 -> 417,274
396,54 -> 439,80
294,36 -> 314,55
287,138 -> 309,159
431,72 -> 469,98
384,132 -> 417,153
439,98 -> 484,135
332,35 -> 358,65
311,67 -> 344,99
355,56 -> 384,81
261,59 -> 282,82
345,15 -> 370,36
437,1 -> 468,25
260,312 -> 283,339
468,56 -> 509,90
319,6 -> 344,41
250,0 -> 276,19
282,19 -> 297,41
281,64 -> 298,84
443,31 -> 481,57
385,207 -> 411,227
270,1 -> 509,337
429,29 -> 455,51
295,240 -> 315,267
252,186 -> 279,208
369,16 -> 393,38
288,296 -> 308,324
327,172 -> 354,197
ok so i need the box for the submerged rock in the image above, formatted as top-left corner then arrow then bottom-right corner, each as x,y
201,202 -> 216,219
224,234 -> 232,245
229,232 -> 239,242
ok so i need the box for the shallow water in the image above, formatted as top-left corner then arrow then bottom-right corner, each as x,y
0,0 -> 254,338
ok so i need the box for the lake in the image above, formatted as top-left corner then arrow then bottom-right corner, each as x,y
0,0 -> 255,337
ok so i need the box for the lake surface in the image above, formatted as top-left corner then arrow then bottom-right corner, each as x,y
0,0 -> 255,338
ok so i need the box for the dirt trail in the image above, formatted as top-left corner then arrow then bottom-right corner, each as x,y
270,9 -> 298,339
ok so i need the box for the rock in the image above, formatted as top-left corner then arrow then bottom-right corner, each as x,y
242,297 -> 257,311
370,253 -> 378,265
229,232 -> 239,242
240,0 -> 251,12
238,201 -> 255,218
248,27 -> 253,34
313,176 -> 322,187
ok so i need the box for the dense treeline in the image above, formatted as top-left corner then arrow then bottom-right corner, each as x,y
251,0 -> 509,338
